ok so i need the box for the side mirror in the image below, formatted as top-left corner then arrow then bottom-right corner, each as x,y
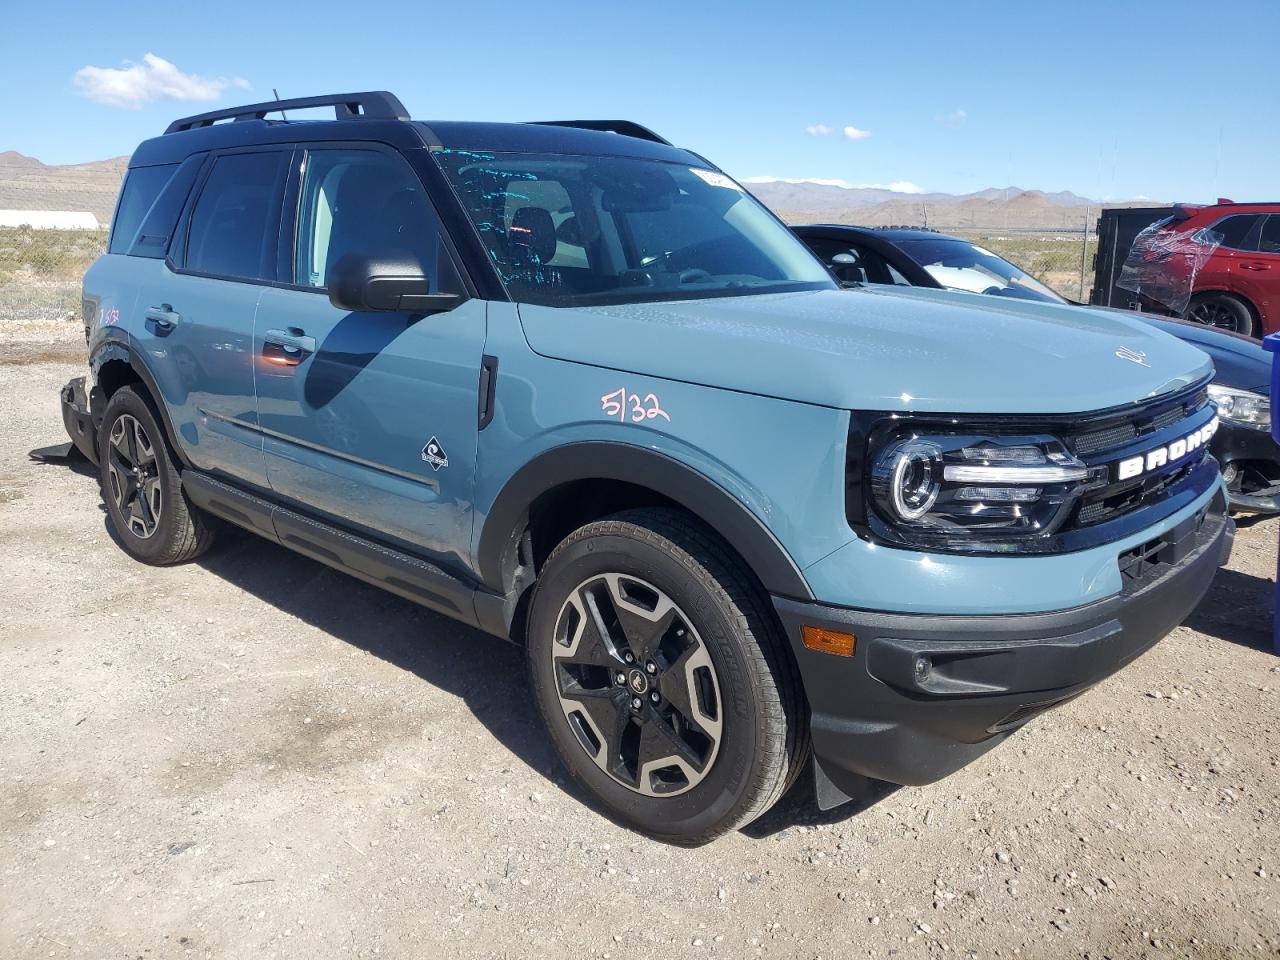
327,253 -> 461,314
829,251 -> 865,286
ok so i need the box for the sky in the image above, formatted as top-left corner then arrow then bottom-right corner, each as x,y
5,0 -> 1278,203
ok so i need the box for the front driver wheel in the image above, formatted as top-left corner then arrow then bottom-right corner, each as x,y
527,508 -> 807,843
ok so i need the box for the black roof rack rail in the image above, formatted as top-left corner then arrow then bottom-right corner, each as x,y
164,91 -> 410,135
531,120 -> 671,146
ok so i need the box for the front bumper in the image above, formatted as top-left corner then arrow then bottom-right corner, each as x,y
1214,421 -> 1280,514
774,490 -> 1233,800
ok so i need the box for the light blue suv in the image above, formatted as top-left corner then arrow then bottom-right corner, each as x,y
61,92 -> 1233,842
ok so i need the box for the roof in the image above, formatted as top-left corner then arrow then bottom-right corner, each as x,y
131,111 -> 703,169
420,121 -> 700,164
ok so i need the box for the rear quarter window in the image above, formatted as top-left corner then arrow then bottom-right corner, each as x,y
109,164 -> 178,254
183,151 -> 288,280
126,154 -> 205,259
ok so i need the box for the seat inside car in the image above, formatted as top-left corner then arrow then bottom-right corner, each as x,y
509,206 -> 558,266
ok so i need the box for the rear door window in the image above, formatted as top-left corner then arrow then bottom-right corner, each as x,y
1209,214 -> 1262,252
109,164 -> 177,254
184,151 -> 289,280
1258,215 -> 1280,255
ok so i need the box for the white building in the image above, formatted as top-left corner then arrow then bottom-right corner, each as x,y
0,210 -> 100,230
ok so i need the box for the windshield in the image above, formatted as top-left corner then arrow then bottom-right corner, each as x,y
434,150 -> 835,307
897,238 -> 1066,304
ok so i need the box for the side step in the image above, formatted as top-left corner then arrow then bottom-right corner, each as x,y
182,471 -> 487,631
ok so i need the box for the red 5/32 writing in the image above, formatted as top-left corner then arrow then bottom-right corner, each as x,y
601,388 -> 671,424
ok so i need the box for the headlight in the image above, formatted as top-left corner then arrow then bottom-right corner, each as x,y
870,433 -> 1096,546
1208,383 -> 1270,429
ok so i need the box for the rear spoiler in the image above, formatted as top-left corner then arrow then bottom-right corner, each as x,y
1170,203 -> 1204,222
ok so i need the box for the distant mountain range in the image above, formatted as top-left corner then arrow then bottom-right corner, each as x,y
744,178 -> 1159,231
0,150 -> 1163,235
0,151 -> 128,224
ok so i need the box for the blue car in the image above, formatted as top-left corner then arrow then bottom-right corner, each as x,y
60,93 -> 1232,841
794,224 -> 1278,513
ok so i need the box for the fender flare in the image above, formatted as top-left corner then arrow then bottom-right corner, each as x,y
90,333 -> 191,467
476,441 -> 814,601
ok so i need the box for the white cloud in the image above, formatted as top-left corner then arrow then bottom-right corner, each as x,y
743,177 -> 924,194
940,108 -> 968,128
806,123 -> 832,136
73,53 -> 249,109
842,125 -> 872,140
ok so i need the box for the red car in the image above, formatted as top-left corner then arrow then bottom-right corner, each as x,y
1151,201 -> 1280,337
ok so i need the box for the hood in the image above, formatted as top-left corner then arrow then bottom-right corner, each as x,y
1137,315 -> 1270,393
518,286 -> 1213,413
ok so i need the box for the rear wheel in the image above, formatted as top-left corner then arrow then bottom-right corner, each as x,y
527,508 -> 807,843
1185,292 -> 1255,336
98,386 -> 215,565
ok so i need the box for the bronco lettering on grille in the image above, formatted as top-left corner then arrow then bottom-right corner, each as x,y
1115,417 -> 1218,481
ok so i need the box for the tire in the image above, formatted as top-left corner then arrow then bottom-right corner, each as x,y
1185,292 -> 1256,336
97,385 -> 215,565
526,507 -> 808,843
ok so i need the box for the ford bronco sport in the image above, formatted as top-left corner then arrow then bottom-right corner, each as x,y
61,92 -> 1234,842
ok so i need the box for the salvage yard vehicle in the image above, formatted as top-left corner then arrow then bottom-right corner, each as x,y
792,225 -> 1278,514
62,92 -> 1234,842
1091,201 -> 1280,338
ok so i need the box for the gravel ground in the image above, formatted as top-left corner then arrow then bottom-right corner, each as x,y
2,358 -> 1277,960
0,313 -> 85,366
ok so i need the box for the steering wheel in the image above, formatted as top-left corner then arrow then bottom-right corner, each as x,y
678,268 -> 713,284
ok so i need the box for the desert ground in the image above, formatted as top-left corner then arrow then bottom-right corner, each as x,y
1,330 -> 1277,959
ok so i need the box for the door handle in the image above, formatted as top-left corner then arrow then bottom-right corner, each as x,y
1239,262 -> 1270,271
262,328 -> 317,364
145,304 -> 182,328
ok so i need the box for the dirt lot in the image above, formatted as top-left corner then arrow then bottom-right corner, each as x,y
2,352 -> 1278,960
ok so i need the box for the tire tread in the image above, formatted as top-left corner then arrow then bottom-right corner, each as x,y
535,507 -> 809,843
99,386 -> 215,566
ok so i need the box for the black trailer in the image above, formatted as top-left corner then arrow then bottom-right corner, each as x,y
1090,205 -> 1176,312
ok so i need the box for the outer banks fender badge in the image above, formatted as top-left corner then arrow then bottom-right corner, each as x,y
421,437 -> 449,471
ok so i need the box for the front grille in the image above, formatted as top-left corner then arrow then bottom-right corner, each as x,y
1066,384 -> 1212,530
1076,461 -> 1197,526
1073,421 -> 1137,458
1151,401 -> 1194,432
1070,387 -> 1207,459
